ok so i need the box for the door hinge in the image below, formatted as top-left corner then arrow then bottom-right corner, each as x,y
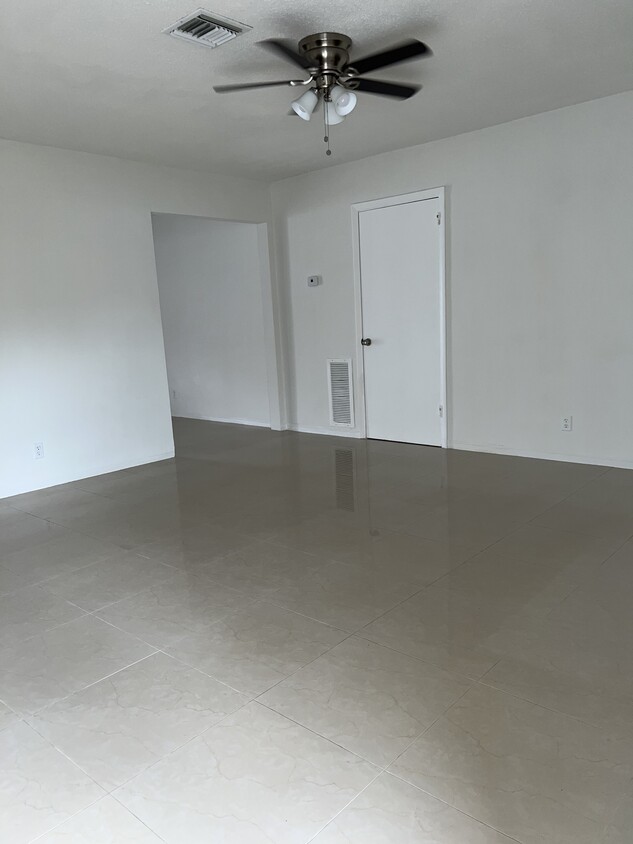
436,212 -> 441,225
439,405 -> 444,417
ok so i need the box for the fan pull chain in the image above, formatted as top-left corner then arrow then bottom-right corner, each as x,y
323,95 -> 332,156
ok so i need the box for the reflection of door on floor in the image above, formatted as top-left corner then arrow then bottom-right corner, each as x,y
359,197 -> 443,446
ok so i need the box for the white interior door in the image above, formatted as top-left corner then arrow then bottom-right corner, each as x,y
359,197 -> 443,445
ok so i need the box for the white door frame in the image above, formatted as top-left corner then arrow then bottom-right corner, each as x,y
350,187 -> 447,447
151,213 -> 286,431
255,222 -> 287,431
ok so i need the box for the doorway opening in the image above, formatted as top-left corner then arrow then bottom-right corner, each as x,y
151,213 -> 282,431
351,188 -> 447,447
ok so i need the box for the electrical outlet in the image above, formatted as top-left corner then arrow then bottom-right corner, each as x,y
561,416 -> 573,432
34,442 -> 44,459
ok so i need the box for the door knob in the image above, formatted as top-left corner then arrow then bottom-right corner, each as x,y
361,338 -> 372,346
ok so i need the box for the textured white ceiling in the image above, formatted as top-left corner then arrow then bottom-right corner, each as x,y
2,0 -> 632,180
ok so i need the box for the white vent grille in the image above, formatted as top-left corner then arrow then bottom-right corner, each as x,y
327,359 -> 354,427
164,9 -> 250,48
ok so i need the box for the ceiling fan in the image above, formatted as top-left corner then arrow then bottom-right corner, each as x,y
213,32 -> 431,154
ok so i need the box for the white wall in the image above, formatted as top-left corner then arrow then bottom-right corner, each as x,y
3,90 -> 633,501
152,215 -> 270,427
271,91 -> 633,467
0,139 -> 271,499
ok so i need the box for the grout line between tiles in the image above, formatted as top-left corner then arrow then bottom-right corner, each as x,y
27,714 -> 110,787
21,657 -> 251,837
87,610 -> 258,699
254,698 -> 380,769
300,681 -> 522,843
385,681 -> 474,770
349,628 -> 483,682
24,649 -> 160,719
108,791 -> 171,843
381,768 -> 525,843
0,548 -> 137,595
107,701 -> 252,797
474,673 -> 628,736
251,638 -> 478,786
0,560 -> 187,655
7,483 -> 122,518
0,611 -> 100,660
372,685 -> 527,842
144,647 -> 257,699
27,793 -> 107,843
303,766 -> 384,843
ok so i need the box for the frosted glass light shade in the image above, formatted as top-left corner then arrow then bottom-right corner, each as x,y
325,101 -> 345,125
330,85 -> 357,116
291,89 -> 318,120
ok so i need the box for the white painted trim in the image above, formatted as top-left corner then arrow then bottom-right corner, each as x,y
350,187 -> 448,447
2,450 -> 176,499
174,413 -> 271,428
77,450 -> 176,474
151,213 -> 286,433
451,441 -> 621,469
257,223 -> 286,431
286,424 -> 363,439
437,193 -> 448,449
350,212 -> 367,438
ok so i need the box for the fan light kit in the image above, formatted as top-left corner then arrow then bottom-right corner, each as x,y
213,32 -> 431,156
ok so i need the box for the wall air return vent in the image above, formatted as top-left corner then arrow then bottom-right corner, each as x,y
164,10 -> 251,48
327,359 -> 354,427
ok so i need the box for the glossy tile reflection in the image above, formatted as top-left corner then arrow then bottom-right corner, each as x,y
0,721 -> 104,844
117,702 -> 377,844
312,772 -> 515,843
390,684 -> 633,844
35,797 -> 163,843
1,417 -> 631,842
260,636 -> 471,765
29,652 -> 247,789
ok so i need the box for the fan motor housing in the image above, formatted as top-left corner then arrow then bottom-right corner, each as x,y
298,32 -> 352,73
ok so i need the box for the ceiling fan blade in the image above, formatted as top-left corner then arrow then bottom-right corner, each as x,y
348,39 -> 431,76
347,78 -> 421,99
213,80 -> 301,93
259,39 -> 313,70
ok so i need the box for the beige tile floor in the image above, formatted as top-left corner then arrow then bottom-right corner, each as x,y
1,417 -> 632,843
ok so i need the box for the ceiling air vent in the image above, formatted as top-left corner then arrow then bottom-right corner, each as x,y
164,10 -> 251,48
327,359 -> 354,427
